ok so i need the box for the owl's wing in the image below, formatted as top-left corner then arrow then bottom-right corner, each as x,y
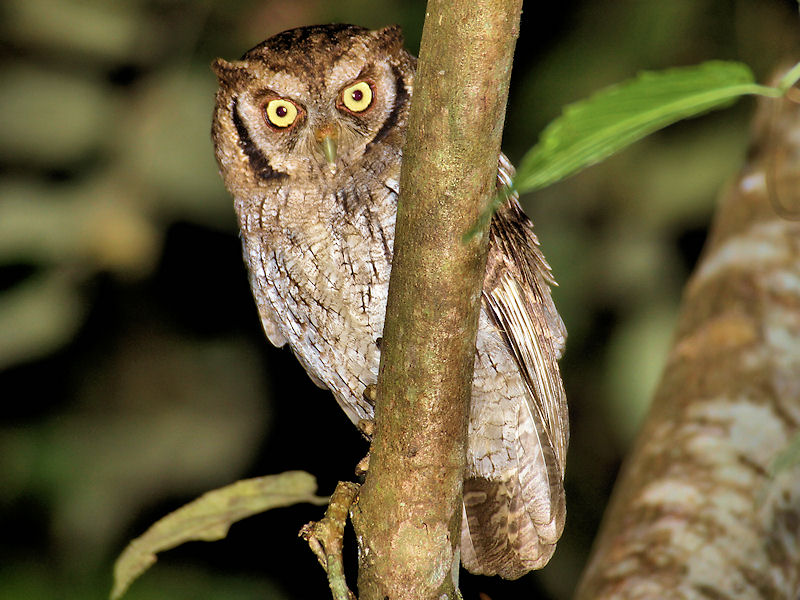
246,258 -> 334,390
247,270 -> 288,348
486,154 -> 567,463
460,154 -> 568,579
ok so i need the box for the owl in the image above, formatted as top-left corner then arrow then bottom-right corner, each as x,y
211,24 -> 568,580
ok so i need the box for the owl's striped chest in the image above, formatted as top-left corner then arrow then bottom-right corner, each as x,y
241,185 -> 397,423
271,207 -> 394,340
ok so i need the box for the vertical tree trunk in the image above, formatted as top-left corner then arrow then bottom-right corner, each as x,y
575,82 -> 800,599
351,1 -> 523,598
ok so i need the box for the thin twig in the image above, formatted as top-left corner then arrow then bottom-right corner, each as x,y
300,481 -> 360,600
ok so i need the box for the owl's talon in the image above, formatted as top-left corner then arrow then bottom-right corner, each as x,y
362,383 -> 378,406
355,452 -> 370,476
356,418 -> 375,441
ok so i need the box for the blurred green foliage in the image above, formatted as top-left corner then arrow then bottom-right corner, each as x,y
1,1 -> 798,599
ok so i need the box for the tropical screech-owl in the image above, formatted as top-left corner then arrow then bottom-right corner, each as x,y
211,24 -> 568,579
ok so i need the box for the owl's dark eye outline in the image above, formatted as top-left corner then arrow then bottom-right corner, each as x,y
262,97 -> 304,130
337,80 -> 375,115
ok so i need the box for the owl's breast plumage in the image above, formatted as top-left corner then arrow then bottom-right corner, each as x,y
237,175 -> 397,424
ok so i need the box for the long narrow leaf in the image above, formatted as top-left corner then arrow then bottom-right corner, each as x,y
515,61 -> 779,194
111,471 -> 328,600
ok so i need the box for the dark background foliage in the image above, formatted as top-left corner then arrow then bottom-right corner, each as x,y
1,1 -> 798,598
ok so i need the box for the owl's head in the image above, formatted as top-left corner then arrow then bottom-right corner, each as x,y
211,24 -> 414,196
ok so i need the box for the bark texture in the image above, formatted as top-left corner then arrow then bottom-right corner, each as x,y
575,84 -> 800,599
350,1 -> 523,598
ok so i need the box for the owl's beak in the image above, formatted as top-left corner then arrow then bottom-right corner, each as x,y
314,125 -> 338,167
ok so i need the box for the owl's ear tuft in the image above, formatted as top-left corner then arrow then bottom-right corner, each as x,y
371,25 -> 404,52
211,58 -> 248,84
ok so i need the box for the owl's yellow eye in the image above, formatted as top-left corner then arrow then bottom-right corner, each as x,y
264,98 -> 299,128
340,81 -> 373,113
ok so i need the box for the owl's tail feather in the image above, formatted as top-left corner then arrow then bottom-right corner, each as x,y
460,399 -> 566,580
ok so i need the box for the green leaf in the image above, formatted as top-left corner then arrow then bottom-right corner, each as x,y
769,433 -> 800,476
110,471 -> 329,600
777,59 -> 800,92
462,186 -> 513,242
514,61 -> 781,194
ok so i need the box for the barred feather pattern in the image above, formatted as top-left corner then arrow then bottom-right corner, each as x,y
461,154 -> 568,578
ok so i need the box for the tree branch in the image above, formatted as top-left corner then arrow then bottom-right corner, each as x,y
350,1 -> 523,598
300,481 -> 360,600
575,79 -> 800,599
